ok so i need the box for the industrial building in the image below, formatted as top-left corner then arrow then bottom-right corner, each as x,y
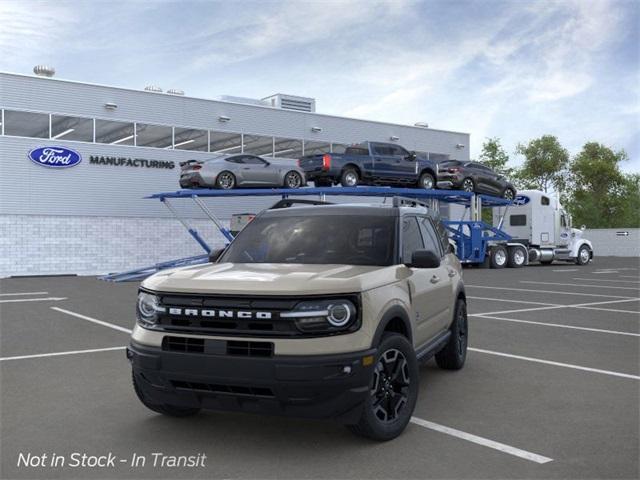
0,69 -> 470,277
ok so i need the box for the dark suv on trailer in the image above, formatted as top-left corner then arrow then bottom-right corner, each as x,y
437,160 -> 516,199
128,198 -> 467,440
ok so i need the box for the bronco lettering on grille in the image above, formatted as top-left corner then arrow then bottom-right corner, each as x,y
167,308 -> 272,320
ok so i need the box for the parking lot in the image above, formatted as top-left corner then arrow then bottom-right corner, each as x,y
1,256 -> 638,479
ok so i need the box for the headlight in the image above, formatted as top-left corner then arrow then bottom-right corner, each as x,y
281,299 -> 358,333
136,291 -> 164,327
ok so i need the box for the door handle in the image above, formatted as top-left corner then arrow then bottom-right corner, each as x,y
430,275 -> 440,284
242,167 -> 251,170
448,269 -> 457,278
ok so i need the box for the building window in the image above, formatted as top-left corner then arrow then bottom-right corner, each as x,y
173,127 -> 208,151
273,137 -> 303,159
135,123 -> 173,148
3,110 -> 49,138
51,114 -> 93,142
210,131 -> 243,154
303,140 -> 331,155
243,134 -> 274,156
95,119 -> 135,145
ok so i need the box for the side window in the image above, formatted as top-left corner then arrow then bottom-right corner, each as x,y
390,145 -> 410,157
430,216 -> 451,253
402,217 -> 424,263
541,196 -> 550,206
226,156 -> 243,164
510,215 -> 527,226
242,156 -> 266,165
418,217 -> 443,257
561,214 -> 567,227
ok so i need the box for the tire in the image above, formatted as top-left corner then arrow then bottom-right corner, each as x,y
507,246 -> 526,268
435,298 -> 468,370
132,371 -> 200,417
347,333 -> 418,441
283,170 -> 303,189
418,172 -> 435,190
576,245 -> 591,265
340,168 -> 359,187
490,245 -> 508,269
503,188 -> 516,201
461,178 -> 475,192
216,171 -> 236,189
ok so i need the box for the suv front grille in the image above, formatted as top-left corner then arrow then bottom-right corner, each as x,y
162,336 -> 274,357
171,380 -> 274,398
152,293 -> 359,338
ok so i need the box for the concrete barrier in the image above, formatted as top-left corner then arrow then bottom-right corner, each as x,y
584,228 -> 640,257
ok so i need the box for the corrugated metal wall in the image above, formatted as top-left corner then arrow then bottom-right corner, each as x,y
584,229 -> 640,257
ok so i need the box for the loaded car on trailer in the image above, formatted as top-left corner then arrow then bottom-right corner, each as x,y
298,141 -> 439,189
128,197 -> 468,441
436,160 -> 517,200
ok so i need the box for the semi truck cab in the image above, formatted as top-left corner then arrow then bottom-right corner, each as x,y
493,190 -> 593,265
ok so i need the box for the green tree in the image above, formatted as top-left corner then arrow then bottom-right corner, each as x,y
565,142 -> 638,228
479,137 -> 513,176
516,135 -> 569,193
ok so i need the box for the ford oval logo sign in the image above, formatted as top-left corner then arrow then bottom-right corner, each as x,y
513,195 -> 530,206
28,146 -> 82,168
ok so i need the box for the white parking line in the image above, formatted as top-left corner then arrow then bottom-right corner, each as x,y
467,296 -> 559,307
410,417 -> 553,464
51,307 -> 132,334
520,281 -> 640,291
552,269 -> 579,272
0,346 -> 126,362
0,297 -> 67,304
473,297 -> 640,317
471,314 -> 640,337
469,348 -> 640,380
466,285 -> 637,299
572,278 -> 640,284
620,275 -> 640,279
0,291 -> 49,296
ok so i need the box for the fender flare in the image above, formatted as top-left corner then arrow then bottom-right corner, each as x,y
570,238 -> 594,258
371,305 -> 412,348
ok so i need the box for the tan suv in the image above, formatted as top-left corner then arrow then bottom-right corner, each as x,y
128,198 -> 468,440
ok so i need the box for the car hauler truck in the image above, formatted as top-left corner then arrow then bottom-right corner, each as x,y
491,189 -> 593,267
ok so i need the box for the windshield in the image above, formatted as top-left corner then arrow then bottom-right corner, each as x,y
220,214 -> 397,266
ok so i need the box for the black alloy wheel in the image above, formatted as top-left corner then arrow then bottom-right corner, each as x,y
435,298 -> 468,370
503,188 -> 515,201
371,349 -> 410,423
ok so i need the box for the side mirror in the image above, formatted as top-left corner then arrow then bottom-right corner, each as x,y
407,151 -> 417,161
208,248 -> 225,263
406,250 -> 441,268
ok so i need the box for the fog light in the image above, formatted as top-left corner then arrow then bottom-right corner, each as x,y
362,355 -> 374,366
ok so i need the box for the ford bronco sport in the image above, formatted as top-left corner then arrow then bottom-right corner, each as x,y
128,197 -> 468,440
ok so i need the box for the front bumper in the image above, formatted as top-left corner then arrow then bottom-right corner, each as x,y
436,174 -> 463,190
128,341 -> 376,423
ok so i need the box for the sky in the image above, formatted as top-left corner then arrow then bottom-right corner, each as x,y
1,0 -> 638,172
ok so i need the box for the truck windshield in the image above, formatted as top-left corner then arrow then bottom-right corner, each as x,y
220,214 -> 397,266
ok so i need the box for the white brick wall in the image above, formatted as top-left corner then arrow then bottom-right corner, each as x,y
0,214 -> 229,277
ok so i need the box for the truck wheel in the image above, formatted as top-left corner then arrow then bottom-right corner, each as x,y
418,172 -> 435,190
576,245 -> 591,265
435,298 -> 468,370
340,168 -> 359,187
216,171 -> 236,189
490,245 -> 507,269
132,372 -> 200,417
507,246 -> 526,268
347,333 -> 418,441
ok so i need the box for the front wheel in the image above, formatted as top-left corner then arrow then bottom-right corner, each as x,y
576,245 -> 591,265
418,172 -> 435,190
284,170 -> 303,189
503,188 -> 516,201
347,333 -> 418,441
216,171 -> 236,189
435,298 -> 468,370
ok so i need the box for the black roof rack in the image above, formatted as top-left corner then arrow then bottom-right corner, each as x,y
269,198 -> 334,210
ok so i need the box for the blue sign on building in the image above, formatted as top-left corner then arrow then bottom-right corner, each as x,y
28,146 -> 82,168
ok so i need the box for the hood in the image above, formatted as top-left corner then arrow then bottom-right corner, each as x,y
142,262 -> 401,295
